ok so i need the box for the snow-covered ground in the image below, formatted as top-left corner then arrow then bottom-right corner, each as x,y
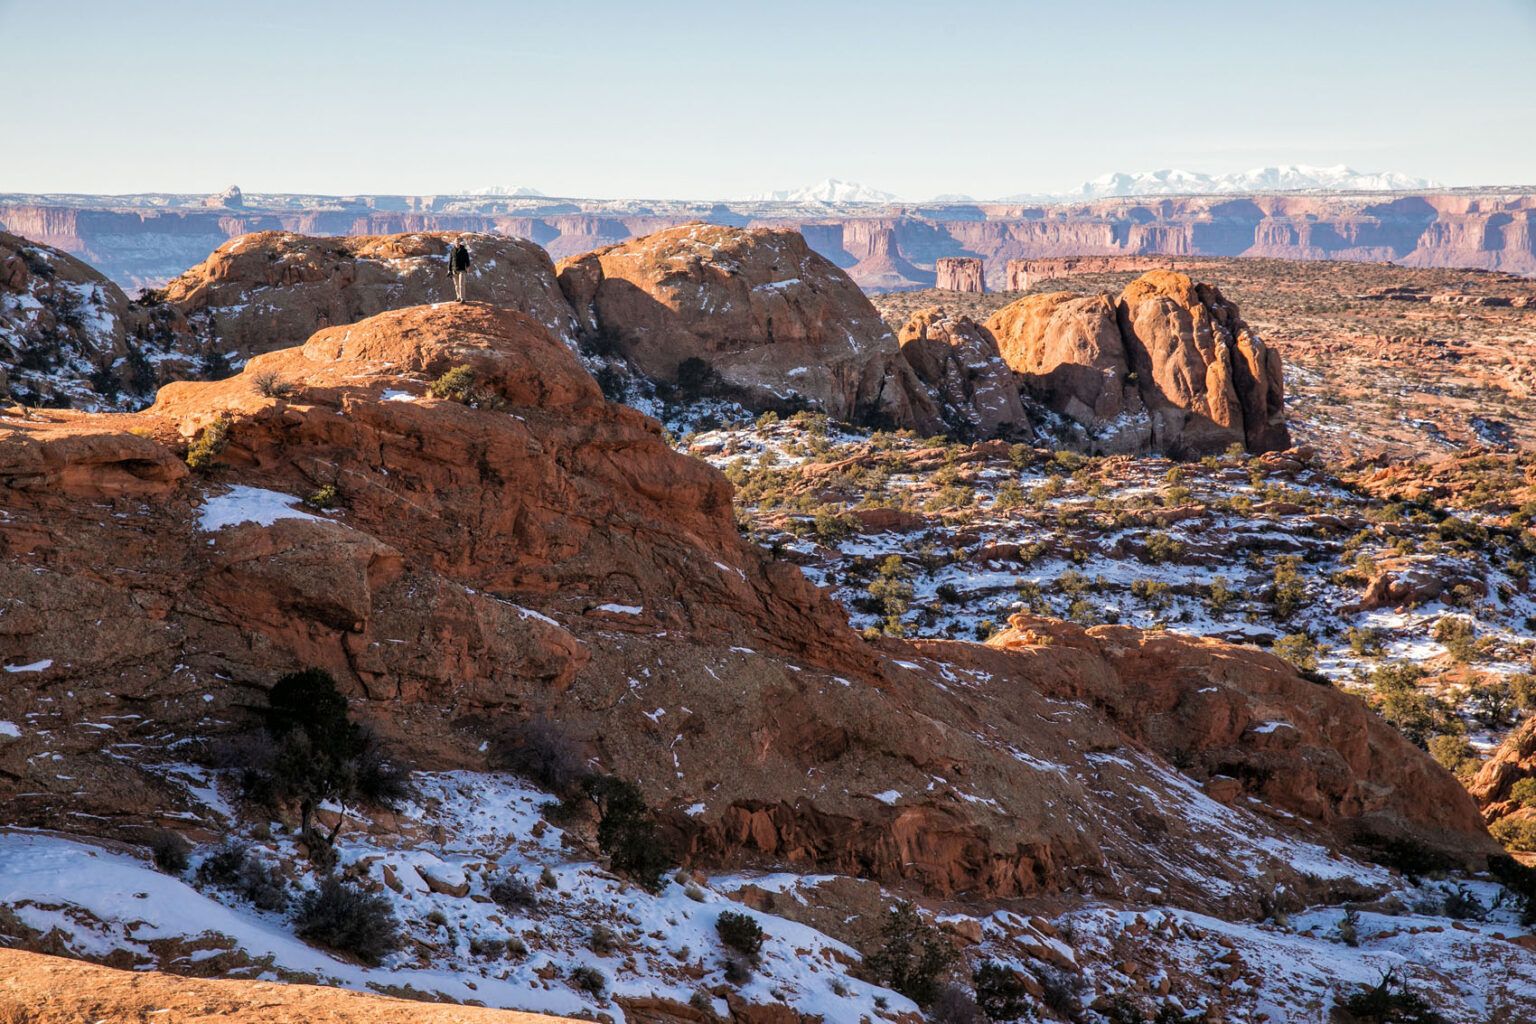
0,771 -> 915,1023
689,419 -> 1536,754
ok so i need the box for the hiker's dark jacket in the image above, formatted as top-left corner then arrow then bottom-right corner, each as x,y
449,244 -> 471,273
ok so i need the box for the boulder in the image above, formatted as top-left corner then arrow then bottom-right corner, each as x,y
557,223 -> 943,431
985,291 -> 1150,453
1470,717 -> 1536,818
897,307 -> 1026,439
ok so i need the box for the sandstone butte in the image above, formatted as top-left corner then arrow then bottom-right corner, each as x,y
934,256 -> 986,294
985,270 -> 1290,457
555,223 -> 946,431
0,947 -> 575,1024
0,301 -> 1494,922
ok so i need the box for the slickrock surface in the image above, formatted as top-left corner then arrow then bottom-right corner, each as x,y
160,231 -> 579,359
0,948 -> 574,1023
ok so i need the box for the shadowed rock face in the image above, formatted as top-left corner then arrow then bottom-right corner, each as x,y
896,307 -> 1026,440
556,223 -> 943,431
0,231 -> 152,409
986,271 -> 1289,456
0,302 -> 1494,915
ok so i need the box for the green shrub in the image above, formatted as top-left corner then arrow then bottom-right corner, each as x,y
1142,534 -> 1185,564
238,668 -> 411,848
716,910 -> 766,961
292,876 -> 400,965
1427,734 -> 1477,782
185,417 -> 231,471
303,484 -> 338,510
1271,556 -> 1305,619
1207,576 -> 1234,613
196,841 -> 287,911
1273,632 -> 1319,672
428,365 -> 479,402
1492,815 -> 1536,853
1512,778 -> 1536,808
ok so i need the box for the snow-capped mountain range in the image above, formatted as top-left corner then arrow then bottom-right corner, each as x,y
744,166 -> 1437,206
742,178 -> 899,203
1051,165 -> 1440,200
465,185 -> 546,197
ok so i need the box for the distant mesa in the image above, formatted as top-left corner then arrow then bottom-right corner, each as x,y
935,256 -> 986,293
1006,255 -> 1175,291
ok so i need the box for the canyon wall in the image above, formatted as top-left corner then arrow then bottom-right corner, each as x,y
2,191 -> 1533,292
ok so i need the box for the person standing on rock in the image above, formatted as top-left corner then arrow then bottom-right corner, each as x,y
448,237 -> 472,302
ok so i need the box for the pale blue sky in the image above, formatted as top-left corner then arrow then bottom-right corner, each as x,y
2,0 -> 1531,198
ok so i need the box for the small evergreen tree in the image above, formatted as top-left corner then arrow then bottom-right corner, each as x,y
865,901 -> 956,1006
582,775 -> 670,891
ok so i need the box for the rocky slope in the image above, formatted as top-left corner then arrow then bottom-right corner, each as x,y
985,271 -> 1288,457
556,223 -> 944,431
0,230 -> 168,410
6,189 -> 1533,293
0,300 -> 1517,1021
